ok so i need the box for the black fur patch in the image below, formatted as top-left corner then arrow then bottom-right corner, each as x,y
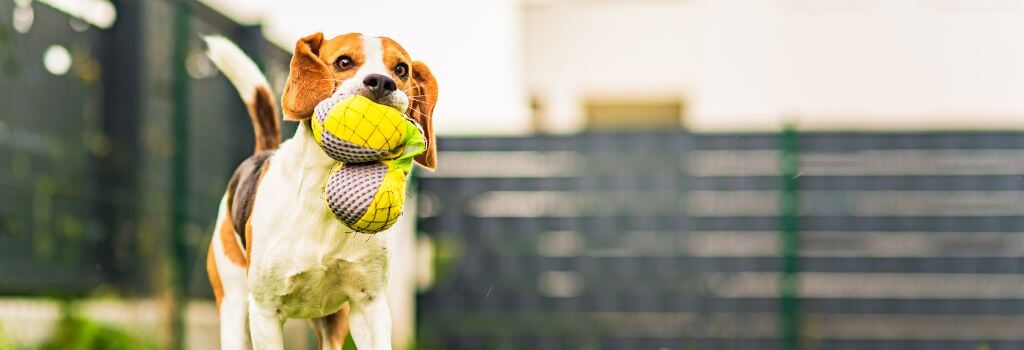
226,150 -> 274,248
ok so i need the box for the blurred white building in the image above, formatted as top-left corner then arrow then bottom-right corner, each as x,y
203,0 -> 1024,134
205,0 -> 1024,134
207,0 -> 1024,134
526,0 -> 1024,133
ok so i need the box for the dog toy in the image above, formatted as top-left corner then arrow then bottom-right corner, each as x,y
312,94 -> 426,233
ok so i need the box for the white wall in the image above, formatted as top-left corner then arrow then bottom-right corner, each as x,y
526,0 -> 1024,132
524,0 -> 703,132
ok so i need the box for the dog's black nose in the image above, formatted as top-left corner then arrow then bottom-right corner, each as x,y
363,74 -> 397,97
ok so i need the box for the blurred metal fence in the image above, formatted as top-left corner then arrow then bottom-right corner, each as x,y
0,0 -> 290,299
417,132 -> 1024,350
1,1 -> 295,347
0,0 -> 107,295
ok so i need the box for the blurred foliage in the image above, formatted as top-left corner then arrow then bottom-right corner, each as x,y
37,302 -> 155,350
0,325 -> 13,350
0,17 -> 18,78
431,234 -> 463,286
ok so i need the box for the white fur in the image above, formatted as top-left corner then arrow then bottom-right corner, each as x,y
204,35 -> 270,103
209,196 -> 252,350
209,36 -> 395,350
358,36 -> 387,77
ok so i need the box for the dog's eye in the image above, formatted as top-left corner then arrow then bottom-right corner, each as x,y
393,63 -> 409,79
335,56 -> 354,71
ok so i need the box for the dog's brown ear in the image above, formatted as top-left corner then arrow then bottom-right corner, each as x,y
409,61 -> 438,170
281,32 -> 334,121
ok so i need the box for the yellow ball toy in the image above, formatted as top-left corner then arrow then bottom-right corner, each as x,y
311,94 -> 411,163
325,162 -> 408,233
312,94 -> 427,234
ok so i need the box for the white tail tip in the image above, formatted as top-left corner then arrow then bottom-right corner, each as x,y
203,35 -> 270,103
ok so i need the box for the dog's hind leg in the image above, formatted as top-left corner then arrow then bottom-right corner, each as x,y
209,195 -> 252,350
219,287 -> 251,350
311,303 -> 351,350
349,292 -> 392,350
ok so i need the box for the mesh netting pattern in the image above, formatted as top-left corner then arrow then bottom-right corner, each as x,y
313,94 -> 406,163
326,162 -> 388,226
348,167 -> 405,233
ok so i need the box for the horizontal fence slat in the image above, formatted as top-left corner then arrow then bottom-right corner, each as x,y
418,312 -> 1024,341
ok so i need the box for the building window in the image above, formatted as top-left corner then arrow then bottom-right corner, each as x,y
584,98 -> 684,131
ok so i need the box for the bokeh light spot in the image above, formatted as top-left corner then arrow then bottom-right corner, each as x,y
43,45 -> 72,76
12,5 -> 34,33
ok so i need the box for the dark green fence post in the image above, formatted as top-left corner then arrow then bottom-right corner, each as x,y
99,0 -> 145,293
170,2 -> 192,349
779,124 -> 801,350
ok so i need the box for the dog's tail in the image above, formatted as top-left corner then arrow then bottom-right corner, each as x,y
204,35 -> 280,152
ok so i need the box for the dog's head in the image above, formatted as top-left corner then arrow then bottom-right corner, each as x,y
281,32 -> 439,170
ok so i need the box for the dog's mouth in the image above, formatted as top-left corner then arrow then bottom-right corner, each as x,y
375,96 -> 409,114
325,87 -> 419,128
332,88 -> 408,115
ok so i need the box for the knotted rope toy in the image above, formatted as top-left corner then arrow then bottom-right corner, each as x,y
311,93 -> 426,234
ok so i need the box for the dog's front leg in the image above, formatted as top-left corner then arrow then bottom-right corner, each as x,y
349,292 -> 392,350
248,296 -> 285,350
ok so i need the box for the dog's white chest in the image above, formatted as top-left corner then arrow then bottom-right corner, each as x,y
250,228 -> 389,318
246,133 -> 390,319
263,244 -> 386,318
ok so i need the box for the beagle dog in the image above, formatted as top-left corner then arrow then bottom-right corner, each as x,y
203,33 -> 437,350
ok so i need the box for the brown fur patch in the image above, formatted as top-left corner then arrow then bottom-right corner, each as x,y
244,218 -> 253,269
407,61 -> 438,170
282,32 -> 332,120
206,240 -> 224,309
247,86 -> 280,152
318,33 -> 366,74
379,37 -> 411,83
326,304 -> 351,347
313,304 -> 351,350
218,211 -> 247,266
282,33 -> 366,120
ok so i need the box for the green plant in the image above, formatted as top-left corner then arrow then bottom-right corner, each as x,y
38,303 -> 155,350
